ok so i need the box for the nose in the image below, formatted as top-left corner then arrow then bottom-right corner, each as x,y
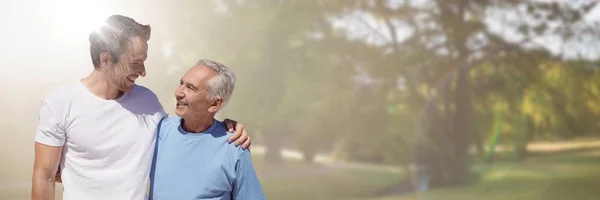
174,85 -> 185,98
139,66 -> 146,77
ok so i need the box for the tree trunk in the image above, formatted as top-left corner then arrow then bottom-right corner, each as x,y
515,115 -> 534,161
419,82 -> 454,187
449,68 -> 474,185
428,69 -> 473,187
412,68 -> 475,188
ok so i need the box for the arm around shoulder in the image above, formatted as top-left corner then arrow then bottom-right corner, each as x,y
233,150 -> 265,200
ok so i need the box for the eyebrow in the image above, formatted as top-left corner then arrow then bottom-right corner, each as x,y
131,54 -> 147,62
132,57 -> 146,62
180,80 -> 199,90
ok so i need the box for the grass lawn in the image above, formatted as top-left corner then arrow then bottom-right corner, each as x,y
3,141 -> 600,200
261,167 -> 401,200
252,155 -> 404,200
0,154 -> 403,200
364,146 -> 600,200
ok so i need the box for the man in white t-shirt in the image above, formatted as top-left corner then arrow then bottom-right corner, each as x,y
31,15 -> 251,200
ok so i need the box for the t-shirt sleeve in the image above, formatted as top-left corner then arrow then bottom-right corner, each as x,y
34,101 -> 65,147
159,109 -> 168,119
233,150 -> 265,200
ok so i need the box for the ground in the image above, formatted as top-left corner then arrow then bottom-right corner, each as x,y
366,139 -> 600,200
2,139 -> 600,200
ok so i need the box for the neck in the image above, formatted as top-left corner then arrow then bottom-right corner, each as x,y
81,70 -> 123,100
182,115 -> 215,133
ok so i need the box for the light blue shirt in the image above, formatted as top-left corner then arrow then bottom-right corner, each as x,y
149,117 -> 265,200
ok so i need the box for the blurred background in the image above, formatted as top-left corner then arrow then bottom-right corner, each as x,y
2,0 -> 600,199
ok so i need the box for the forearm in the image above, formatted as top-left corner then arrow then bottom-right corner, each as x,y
31,173 -> 56,200
33,102 -> 65,200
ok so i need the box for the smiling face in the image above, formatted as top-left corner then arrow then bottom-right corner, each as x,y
174,65 -> 224,120
102,36 -> 148,92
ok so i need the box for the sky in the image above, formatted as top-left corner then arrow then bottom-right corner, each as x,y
1,0 -> 599,86
331,0 -> 600,60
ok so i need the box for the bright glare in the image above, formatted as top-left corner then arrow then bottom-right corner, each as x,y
45,0 -> 109,38
19,0 -> 112,81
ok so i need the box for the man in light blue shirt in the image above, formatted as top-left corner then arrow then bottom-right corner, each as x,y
149,59 -> 265,200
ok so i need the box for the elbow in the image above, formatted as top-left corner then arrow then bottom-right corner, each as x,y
32,168 -> 55,183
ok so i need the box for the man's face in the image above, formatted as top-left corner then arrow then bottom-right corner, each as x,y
106,36 -> 148,92
174,66 -> 221,119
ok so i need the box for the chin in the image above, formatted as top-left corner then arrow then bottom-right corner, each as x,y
120,85 -> 135,92
174,109 -> 184,117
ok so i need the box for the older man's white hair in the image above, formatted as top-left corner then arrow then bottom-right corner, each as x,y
196,59 -> 236,106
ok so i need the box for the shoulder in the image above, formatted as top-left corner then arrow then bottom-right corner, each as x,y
158,116 -> 181,132
131,84 -> 158,98
126,84 -> 165,114
156,116 -> 180,139
210,120 -> 232,139
130,84 -> 161,104
43,82 -> 81,102
40,82 -> 82,110
213,121 -> 248,160
207,121 -> 246,156
160,116 -> 180,128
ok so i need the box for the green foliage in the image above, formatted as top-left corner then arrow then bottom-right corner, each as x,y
149,0 -> 600,171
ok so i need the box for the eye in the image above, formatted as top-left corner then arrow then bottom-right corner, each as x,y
130,62 -> 145,69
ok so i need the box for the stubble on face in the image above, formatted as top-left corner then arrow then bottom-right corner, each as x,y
107,37 -> 148,92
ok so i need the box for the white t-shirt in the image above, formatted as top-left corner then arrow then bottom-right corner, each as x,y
35,81 -> 167,200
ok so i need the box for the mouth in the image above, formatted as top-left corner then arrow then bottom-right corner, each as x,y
176,102 -> 188,108
127,77 -> 136,82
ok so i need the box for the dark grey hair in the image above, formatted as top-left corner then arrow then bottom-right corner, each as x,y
89,15 -> 151,68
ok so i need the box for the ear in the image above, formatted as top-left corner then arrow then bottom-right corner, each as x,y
100,52 -> 112,65
208,97 -> 224,113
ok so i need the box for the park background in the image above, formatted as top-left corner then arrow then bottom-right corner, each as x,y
2,0 -> 600,199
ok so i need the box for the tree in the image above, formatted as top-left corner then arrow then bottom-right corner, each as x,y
328,0 -> 600,188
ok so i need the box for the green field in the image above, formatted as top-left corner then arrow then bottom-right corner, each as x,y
368,144 -> 600,200
3,141 -> 600,200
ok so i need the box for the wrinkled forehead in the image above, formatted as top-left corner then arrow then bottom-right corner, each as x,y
182,66 -> 217,88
